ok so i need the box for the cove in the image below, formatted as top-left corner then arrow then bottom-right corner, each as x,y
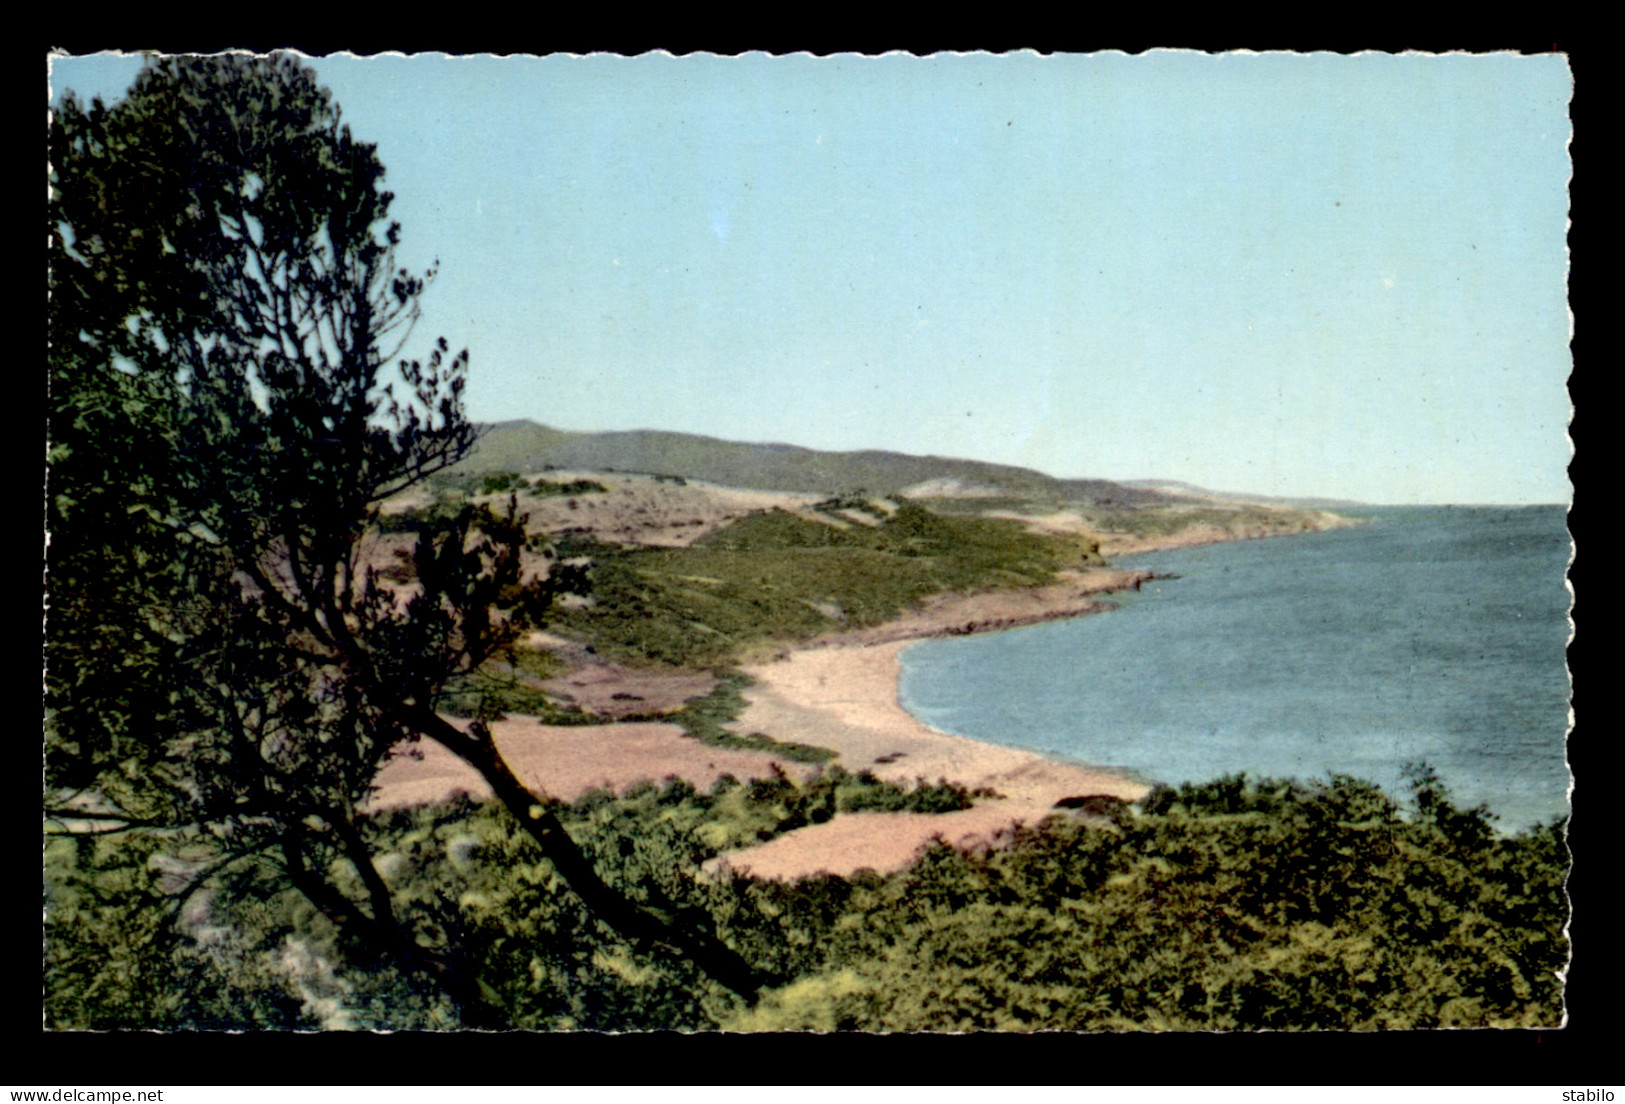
896,506 -> 1572,831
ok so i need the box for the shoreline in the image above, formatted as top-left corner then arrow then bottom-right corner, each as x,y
371,518 -> 1348,879
782,566 -> 1163,653
704,637 -> 1150,880
367,574 -> 1156,878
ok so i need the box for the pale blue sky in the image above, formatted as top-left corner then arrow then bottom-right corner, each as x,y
50,51 -> 1572,504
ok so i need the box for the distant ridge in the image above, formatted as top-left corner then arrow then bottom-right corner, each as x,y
454,420 -> 1177,507
1122,478 -> 1367,510
461,420 -> 586,470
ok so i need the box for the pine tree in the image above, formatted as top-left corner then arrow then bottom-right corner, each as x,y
47,53 -> 760,1026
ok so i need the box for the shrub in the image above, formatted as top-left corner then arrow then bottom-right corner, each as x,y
47,767 -> 1567,1031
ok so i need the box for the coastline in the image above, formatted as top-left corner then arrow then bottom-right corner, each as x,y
784,566 -> 1161,652
1091,509 -> 1357,559
705,638 -> 1150,880
367,574 -> 1155,879
371,518 -> 1347,880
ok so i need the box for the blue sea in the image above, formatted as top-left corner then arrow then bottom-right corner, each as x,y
897,506 -> 1573,831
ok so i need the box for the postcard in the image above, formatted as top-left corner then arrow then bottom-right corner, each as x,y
45,49 -> 1572,1034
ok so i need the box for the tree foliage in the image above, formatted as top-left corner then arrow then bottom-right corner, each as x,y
50,53 -> 469,816
44,769 -> 1568,1030
46,53 -> 760,1026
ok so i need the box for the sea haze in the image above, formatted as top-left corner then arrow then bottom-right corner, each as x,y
898,505 -> 1572,831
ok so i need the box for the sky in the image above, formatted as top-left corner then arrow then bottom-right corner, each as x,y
48,51 -> 1573,505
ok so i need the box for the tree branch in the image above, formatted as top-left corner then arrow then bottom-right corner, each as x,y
398,706 -> 764,1004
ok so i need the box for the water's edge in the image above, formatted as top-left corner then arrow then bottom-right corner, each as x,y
897,506 -> 1572,831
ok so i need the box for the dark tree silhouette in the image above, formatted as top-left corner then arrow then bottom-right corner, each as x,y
47,53 -> 761,1025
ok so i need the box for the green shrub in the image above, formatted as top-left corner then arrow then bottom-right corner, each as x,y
45,767 -> 1567,1031
666,672 -> 836,763
548,502 -> 1102,667
479,472 -> 526,496
529,477 -> 608,496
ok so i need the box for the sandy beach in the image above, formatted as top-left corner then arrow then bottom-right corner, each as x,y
706,640 -> 1149,879
368,639 -> 1148,880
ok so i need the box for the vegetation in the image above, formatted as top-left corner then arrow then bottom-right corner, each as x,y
472,472 -> 608,498
811,493 -> 892,520
724,772 -> 1567,1032
1084,503 -> 1328,540
436,660 -> 839,765
451,421 -> 585,475
45,769 -> 1567,1031
547,501 -> 1101,667
478,471 -> 529,496
436,645 -> 584,723
442,421 -> 1171,504
47,53 -> 765,1022
915,493 -> 1072,517
663,672 -> 836,764
374,494 -> 470,535
529,476 -> 610,497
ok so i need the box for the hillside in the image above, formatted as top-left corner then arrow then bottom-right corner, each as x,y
451,421 -> 1179,508
1121,478 -> 1368,510
458,420 -> 587,471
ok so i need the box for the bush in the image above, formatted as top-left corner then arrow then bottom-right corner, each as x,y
530,477 -> 608,496
479,472 -> 527,496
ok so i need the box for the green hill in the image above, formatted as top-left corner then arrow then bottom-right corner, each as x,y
450,421 -> 1176,508
460,420 -> 586,471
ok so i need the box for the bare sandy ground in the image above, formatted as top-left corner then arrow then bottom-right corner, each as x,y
983,505 -> 1353,559
366,718 -> 819,813
530,642 -> 718,719
495,472 -> 830,548
1092,511 -> 1355,558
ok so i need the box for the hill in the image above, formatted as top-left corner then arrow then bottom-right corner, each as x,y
1121,478 -> 1368,510
453,421 -> 1178,508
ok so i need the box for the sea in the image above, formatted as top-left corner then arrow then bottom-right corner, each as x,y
897,505 -> 1573,832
